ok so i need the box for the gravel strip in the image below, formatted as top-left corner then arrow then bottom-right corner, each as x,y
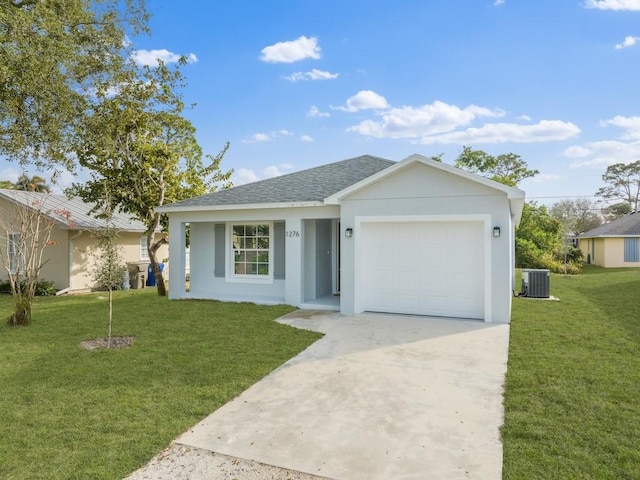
125,444 -> 330,480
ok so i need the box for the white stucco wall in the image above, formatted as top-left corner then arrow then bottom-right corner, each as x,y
167,206 -> 340,304
165,160 -> 520,323
338,162 -> 515,323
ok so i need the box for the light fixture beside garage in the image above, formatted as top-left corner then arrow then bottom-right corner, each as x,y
493,226 -> 501,238
345,227 -> 353,238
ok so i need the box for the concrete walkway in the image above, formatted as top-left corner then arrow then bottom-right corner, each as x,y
176,311 -> 510,480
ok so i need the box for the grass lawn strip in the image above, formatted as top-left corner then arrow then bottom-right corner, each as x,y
502,266 -> 640,480
0,290 -> 322,480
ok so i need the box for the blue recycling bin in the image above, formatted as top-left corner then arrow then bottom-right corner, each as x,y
146,263 -> 165,287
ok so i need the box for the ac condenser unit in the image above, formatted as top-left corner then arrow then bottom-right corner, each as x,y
521,269 -> 550,298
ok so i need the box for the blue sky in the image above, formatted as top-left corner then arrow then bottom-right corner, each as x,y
4,0 -> 640,206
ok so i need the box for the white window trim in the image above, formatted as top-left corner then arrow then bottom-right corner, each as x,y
226,222 -> 274,284
8,232 -> 21,274
140,235 -> 149,261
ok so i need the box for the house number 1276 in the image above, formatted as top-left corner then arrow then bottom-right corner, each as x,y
286,231 -> 300,237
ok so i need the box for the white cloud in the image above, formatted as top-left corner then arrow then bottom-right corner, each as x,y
567,140 -> 640,167
347,100 -> 505,139
566,114 -> 640,167
260,36 -> 321,63
233,164 -> 295,185
300,135 -> 315,142
416,120 -> 580,145
243,132 -> 272,143
308,106 -> 330,118
339,93 -> 577,146
234,168 -> 259,184
564,146 -> 592,157
494,0 -> 505,5
242,130 -> 294,144
284,69 -> 339,82
584,0 -> 640,11
600,115 -> 640,139
518,114 -> 532,121
333,90 -> 389,112
131,49 -> 198,66
530,174 -> 562,184
615,35 -> 640,49
584,0 -> 640,10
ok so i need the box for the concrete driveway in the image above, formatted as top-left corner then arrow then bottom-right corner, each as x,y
176,311 -> 510,480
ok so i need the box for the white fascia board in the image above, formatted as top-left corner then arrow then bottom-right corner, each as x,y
509,197 -> 526,225
580,234 -> 640,238
156,201 -> 326,214
325,153 -> 526,205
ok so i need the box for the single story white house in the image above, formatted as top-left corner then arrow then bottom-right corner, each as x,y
158,154 -> 525,323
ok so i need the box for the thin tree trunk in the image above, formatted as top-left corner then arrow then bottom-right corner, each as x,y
148,253 -> 167,296
108,288 -> 113,348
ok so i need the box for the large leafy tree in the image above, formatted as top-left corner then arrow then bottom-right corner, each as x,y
595,160 -> 640,212
0,0 -> 148,169
550,198 -> 601,236
516,203 -> 566,271
70,59 -> 232,296
454,146 -> 539,187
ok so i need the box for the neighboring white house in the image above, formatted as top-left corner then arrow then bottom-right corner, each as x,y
157,154 -> 525,323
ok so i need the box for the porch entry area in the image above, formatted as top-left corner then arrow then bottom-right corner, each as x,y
301,218 -> 340,310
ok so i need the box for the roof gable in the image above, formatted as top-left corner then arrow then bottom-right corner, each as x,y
325,154 -> 526,222
579,211 -> 640,237
0,189 -> 149,232
157,155 -> 395,212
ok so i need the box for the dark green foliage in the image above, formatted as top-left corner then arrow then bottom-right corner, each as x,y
0,0 -> 149,169
68,59 -> 233,297
454,146 -> 539,187
515,202 -> 583,273
0,279 -> 56,296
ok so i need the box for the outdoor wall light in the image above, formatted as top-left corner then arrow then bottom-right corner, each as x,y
345,228 -> 353,238
493,226 -> 501,238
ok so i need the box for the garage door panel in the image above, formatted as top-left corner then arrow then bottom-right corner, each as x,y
422,272 -> 444,292
423,246 -> 447,266
366,293 -> 395,311
398,247 -> 421,264
424,227 -> 447,243
362,221 -> 484,320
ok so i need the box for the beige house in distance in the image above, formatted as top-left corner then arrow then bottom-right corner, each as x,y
578,211 -> 640,268
0,189 -> 168,292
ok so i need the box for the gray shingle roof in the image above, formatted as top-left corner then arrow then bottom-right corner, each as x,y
579,211 -> 640,237
0,189 -> 149,232
162,155 -> 396,209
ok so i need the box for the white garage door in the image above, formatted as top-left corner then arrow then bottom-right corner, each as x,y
361,221 -> 485,319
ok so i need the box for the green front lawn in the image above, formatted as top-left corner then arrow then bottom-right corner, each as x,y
0,290 -> 322,480
503,266 -> 640,479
